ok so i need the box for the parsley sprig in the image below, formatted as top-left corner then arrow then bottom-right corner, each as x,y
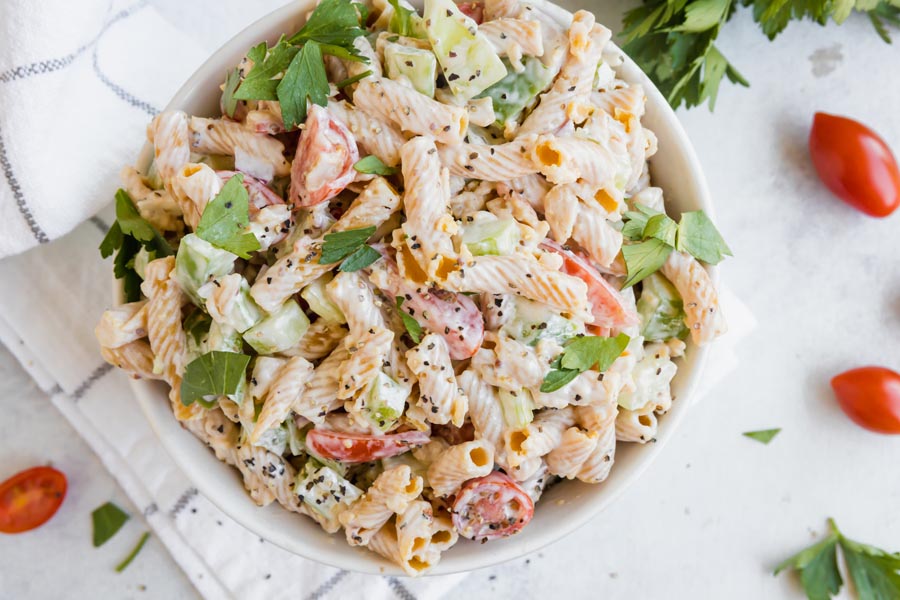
396,297 -> 424,343
540,334 -> 630,393
232,0 -> 368,129
775,518 -> 900,599
621,206 -> 731,288
622,0 -> 900,110
195,174 -> 261,259
319,226 -> 381,271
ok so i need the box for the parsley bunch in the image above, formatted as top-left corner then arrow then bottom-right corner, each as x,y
621,0 -> 900,110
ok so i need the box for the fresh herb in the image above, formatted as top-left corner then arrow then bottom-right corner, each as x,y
336,70 -> 373,88
233,38 -> 299,102
195,174 -> 261,259
621,0 -> 899,110
396,297 -> 424,343
115,532 -> 150,573
743,428 -> 781,444
775,518 -> 900,599
339,245 -> 381,272
99,190 -> 173,302
278,41 -> 330,129
92,502 -> 130,547
247,42 -> 267,64
621,206 -> 730,288
354,156 -> 399,176
319,226 -> 376,264
287,0 -> 367,53
181,351 -> 251,407
221,68 -> 242,118
540,334 -> 630,393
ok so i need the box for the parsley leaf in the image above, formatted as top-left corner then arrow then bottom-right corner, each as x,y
621,204 -> 661,241
743,428 -> 781,444
541,334 -> 630,393
622,238 -> 673,288
396,297 -> 424,344
676,210 -> 732,265
92,502 -> 130,547
288,0 -> 367,54
776,518 -> 900,600
354,156 -> 399,176
195,174 -> 261,259
181,351 -> 251,407
340,245 -> 381,271
336,70 -> 373,88
644,213 -> 678,246
114,189 -> 173,256
115,532 -> 150,573
221,68 -> 242,118
319,226 -> 376,264
247,42 -> 267,64
233,38 -> 299,102
277,41 -> 329,129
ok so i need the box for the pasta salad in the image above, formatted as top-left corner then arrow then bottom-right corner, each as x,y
95,0 -> 730,575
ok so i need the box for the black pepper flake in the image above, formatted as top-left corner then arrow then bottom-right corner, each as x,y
266,277 -> 272,284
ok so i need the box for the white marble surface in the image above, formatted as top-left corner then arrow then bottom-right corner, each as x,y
3,0 -> 900,598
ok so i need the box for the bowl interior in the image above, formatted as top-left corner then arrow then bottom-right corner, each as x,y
127,0 -> 716,576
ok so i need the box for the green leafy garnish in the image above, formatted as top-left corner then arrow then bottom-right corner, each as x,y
319,226 -> 376,264
676,210 -> 732,265
396,297 -> 424,344
743,428 -> 781,444
247,42 -> 267,64
99,190 -> 173,302
278,41 -> 330,129
775,518 -> 900,599
288,0 -> 367,52
622,238 -> 673,289
115,532 -> 150,573
181,351 -> 251,407
336,70 -> 373,88
340,245 -> 381,272
387,0 -> 423,37
92,502 -> 130,547
195,174 -> 261,259
540,334 -> 630,393
221,68 -> 242,118
621,0 -> 899,110
354,156 -> 399,176
233,38 -> 299,102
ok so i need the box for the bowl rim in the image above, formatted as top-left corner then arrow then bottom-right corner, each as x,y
123,0 -> 718,577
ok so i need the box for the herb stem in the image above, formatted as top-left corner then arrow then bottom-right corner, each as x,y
115,531 -> 150,573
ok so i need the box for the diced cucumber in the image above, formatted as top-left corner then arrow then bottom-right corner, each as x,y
300,273 -> 346,324
243,299 -> 310,354
207,321 -> 244,353
461,218 -> 520,256
501,296 -> 583,345
256,423 -> 289,455
174,234 -> 237,304
478,56 -> 554,126
384,42 -> 437,97
199,276 -> 263,333
498,388 -> 534,430
362,372 -> 408,431
295,461 -> 363,529
637,273 -> 689,342
423,0 -> 506,100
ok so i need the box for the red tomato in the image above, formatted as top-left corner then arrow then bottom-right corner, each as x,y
0,466 -> 67,534
540,240 -> 638,329
289,105 -> 359,208
831,366 -> 900,434
451,471 -> 534,541
809,112 -> 900,218
306,429 -> 431,463
457,1 -> 484,23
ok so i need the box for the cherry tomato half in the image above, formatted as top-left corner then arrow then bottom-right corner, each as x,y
809,112 -> 900,218
831,366 -> 900,434
0,466 -> 67,534
540,240 -> 638,329
289,105 -> 359,208
451,471 -> 534,541
306,429 -> 431,463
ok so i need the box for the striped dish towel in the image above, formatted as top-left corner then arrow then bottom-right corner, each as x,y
0,0 -> 466,597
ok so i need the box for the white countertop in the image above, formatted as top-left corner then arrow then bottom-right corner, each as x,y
3,0 -> 900,598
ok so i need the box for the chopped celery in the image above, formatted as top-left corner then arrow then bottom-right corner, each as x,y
423,0 -> 506,100
384,42 -> 437,97
300,273 -> 346,324
183,312 -> 212,362
255,423 -> 288,455
363,372 -> 408,431
637,273 -> 689,342
207,321 -> 243,353
174,234 -> 237,304
286,418 -> 305,457
131,247 -> 156,280
243,300 -> 310,354
461,218 -> 520,256
382,453 -> 429,485
618,346 -> 677,411
498,388 -> 534,430
295,461 -> 363,529
199,277 -> 262,333
501,296 -> 583,345
478,57 -> 554,126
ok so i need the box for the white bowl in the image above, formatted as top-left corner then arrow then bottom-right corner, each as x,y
125,0 -> 717,576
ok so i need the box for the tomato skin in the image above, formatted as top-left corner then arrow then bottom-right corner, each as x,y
0,466 -> 67,534
306,429 -> 431,463
831,366 -> 900,434
451,471 -> 534,541
289,105 -> 359,208
457,1 -> 484,23
809,112 -> 900,218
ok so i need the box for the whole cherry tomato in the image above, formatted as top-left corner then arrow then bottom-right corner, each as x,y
831,366 -> 900,434
452,471 -> 534,541
809,112 -> 900,217
0,466 -> 67,534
